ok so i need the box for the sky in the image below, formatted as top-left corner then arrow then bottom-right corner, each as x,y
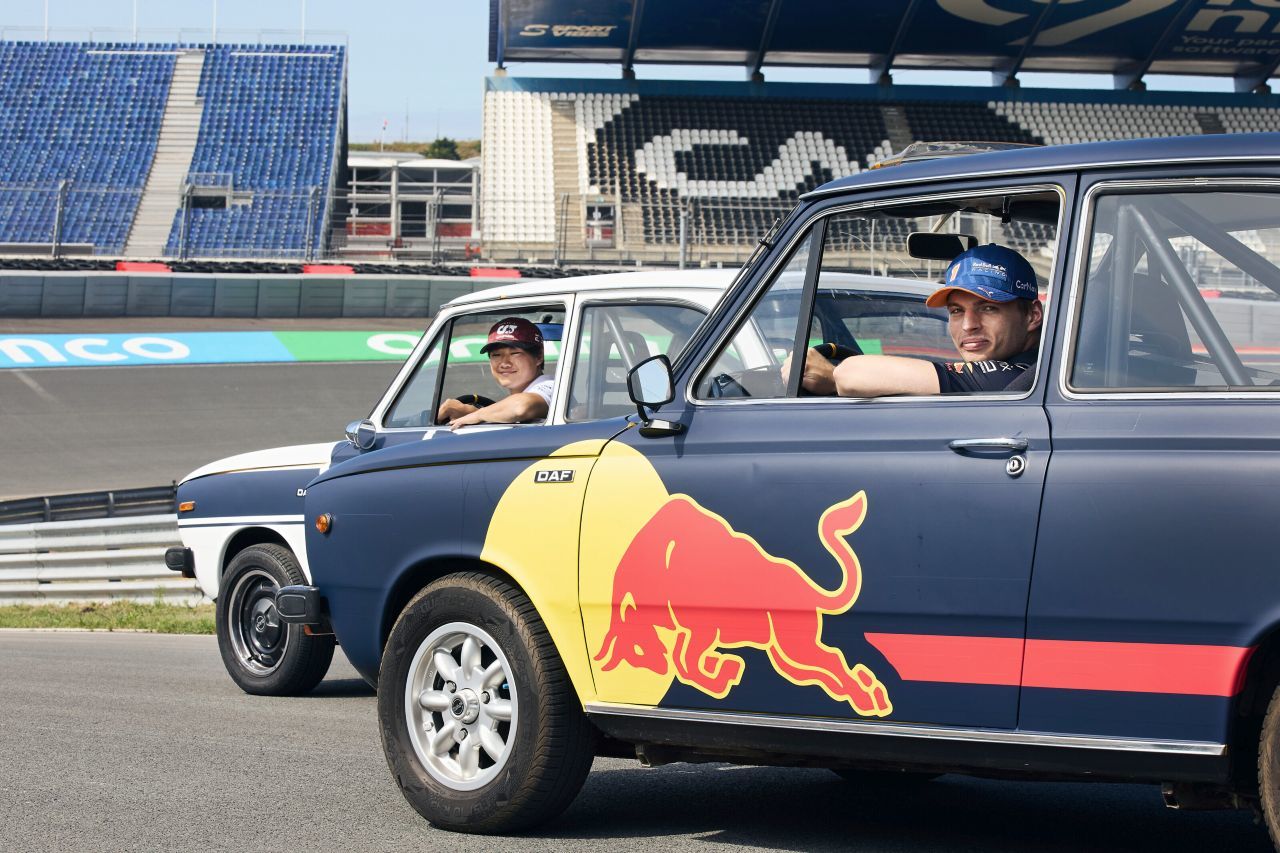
1,1 -> 1237,144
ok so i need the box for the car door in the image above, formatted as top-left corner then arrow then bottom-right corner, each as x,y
1028,174 -> 1280,745
580,180 -> 1072,729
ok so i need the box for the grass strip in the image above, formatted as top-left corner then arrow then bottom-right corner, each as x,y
0,601 -> 216,634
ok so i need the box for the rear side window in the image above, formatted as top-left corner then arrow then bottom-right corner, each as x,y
1069,190 -> 1280,391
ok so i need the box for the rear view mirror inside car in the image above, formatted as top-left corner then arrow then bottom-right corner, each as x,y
907,231 -> 977,261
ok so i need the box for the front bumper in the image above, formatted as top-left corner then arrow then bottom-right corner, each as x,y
164,547 -> 195,579
276,584 -> 328,628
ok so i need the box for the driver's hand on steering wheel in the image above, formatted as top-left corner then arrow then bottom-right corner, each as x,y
436,398 -> 479,424
780,347 -> 838,396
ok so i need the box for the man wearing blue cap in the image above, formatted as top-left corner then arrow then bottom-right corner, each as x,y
795,244 -> 1042,397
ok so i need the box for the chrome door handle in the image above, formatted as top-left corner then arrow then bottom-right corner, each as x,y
948,437 -> 1029,454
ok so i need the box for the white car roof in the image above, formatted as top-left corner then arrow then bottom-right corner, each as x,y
447,268 -> 740,307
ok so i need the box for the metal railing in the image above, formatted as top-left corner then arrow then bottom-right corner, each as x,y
0,514 -> 201,605
477,194 -> 797,268
0,184 -> 142,257
0,486 -> 177,526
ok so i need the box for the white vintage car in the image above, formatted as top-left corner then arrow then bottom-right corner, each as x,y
167,268 -> 734,695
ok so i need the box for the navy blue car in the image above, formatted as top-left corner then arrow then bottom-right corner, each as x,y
290,134 -> 1280,842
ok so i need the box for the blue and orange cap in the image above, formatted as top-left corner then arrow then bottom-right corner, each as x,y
926,244 -> 1038,308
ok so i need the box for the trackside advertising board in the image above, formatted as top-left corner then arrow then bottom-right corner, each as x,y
0,332 -> 575,368
0,332 -> 423,368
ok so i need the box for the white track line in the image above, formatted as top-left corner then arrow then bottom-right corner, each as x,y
12,370 -> 58,404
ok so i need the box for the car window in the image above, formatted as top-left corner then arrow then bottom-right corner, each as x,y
382,304 -> 566,427
566,302 -> 707,422
694,188 -> 1059,399
1069,190 -> 1280,392
383,332 -> 444,428
694,231 -> 813,399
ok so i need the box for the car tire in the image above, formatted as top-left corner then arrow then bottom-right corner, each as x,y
378,572 -> 596,834
1258,682 -> 1280,847
216,544 -> 335,696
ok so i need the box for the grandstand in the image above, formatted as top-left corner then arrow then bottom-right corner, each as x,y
0,43 -> 175,254
0,40 -> 346,261
480,79 -> 1280,265
4,1 -> 1280,273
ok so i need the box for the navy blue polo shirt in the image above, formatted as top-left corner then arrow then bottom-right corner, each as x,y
933,348 -> 1037,394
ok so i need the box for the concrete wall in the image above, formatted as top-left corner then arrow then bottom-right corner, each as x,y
0,272 -> 513,318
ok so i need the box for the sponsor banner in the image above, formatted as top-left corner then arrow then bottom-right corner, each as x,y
275,331 -> 424,362
0,331 -> 420,369
504,0 -> 1280,76
0,329 -> 671,369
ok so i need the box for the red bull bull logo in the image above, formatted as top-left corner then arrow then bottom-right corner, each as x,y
593,491 -> 891,717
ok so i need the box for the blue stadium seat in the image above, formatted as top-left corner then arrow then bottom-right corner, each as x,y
0,40 -> 344,258
0,42 -> 174,251
166,45 -> 345,257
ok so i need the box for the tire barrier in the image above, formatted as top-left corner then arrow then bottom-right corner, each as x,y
0,514 -> 204,605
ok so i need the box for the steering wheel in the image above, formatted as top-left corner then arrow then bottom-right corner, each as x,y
431,394 -> 499,426
707,372 -> 752,398
813,341 -> 861,362
790,341 -> 861,398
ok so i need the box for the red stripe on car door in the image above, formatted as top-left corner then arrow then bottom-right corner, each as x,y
865,633 -> 1251,696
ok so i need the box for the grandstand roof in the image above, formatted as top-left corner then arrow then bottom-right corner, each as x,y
490,0 -> 1280,91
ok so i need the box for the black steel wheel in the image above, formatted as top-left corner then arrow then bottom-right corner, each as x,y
216,544 -> 334,696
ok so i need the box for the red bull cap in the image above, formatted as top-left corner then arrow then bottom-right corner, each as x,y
926,244 -> 1038,308
480,317 -> 544,354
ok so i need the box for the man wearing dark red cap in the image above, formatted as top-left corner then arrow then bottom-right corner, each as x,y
790,244 -> 1043,397
438,317 -> 556,429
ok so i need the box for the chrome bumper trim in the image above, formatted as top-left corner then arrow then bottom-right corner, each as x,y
584,702 -> 1226,757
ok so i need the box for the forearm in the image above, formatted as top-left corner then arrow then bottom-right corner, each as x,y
451,392 -> 548,428
834,355 -> 941,397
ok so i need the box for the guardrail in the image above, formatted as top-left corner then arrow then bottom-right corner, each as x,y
0,486 -> 177,525
0,514 -> 204,605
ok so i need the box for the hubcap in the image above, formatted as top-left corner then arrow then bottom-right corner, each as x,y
227,568 -> 287,676
404,622 -> 518,791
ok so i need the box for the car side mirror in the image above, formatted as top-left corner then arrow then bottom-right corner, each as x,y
345,419 -> 377,450
628,355 -> 674,408
627,355 -> 681,437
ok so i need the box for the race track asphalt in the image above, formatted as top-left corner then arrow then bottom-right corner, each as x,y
0,361 -> 402,499
0,631 -> 1271,853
